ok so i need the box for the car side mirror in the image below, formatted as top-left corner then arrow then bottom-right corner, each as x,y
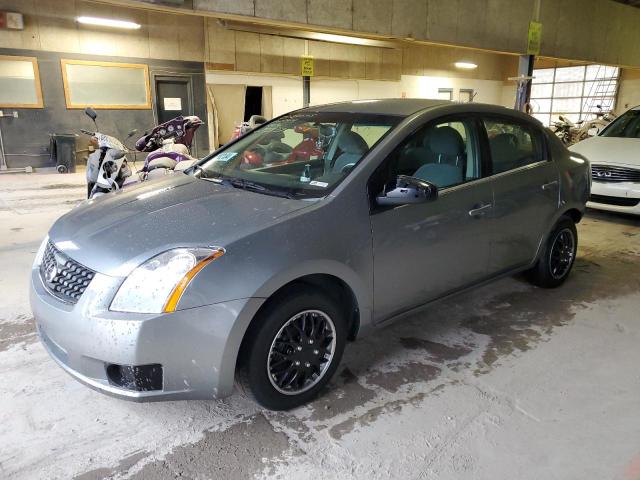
376,175 -> 438,206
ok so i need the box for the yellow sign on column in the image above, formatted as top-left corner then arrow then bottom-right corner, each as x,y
527,21 -> 543,55
301,55 -> 314,77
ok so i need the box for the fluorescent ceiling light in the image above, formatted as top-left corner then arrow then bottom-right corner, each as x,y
219,20 -> 397,49
306,32 -> 384,47
455,62 -> 478,70
77,16 -> 141,30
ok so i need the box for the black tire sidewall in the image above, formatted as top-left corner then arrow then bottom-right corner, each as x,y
534,216 -> 578,287
241,286 -> 347,410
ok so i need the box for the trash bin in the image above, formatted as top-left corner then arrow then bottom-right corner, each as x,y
49,134 -> 77,173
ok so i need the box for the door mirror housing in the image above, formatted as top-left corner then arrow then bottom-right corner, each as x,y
376,175 -> 438,206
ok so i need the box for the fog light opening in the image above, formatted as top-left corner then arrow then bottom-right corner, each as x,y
106,363 -> 163,391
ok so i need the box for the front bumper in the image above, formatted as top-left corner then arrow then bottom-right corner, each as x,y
587,181 -> 640,215
30,267 -> 264,401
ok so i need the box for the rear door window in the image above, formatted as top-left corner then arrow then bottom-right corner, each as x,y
483,119 -> 544,175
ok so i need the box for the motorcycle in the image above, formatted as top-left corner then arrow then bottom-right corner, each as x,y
135,115 -> 204,180
81,107 -> 137,199
551,108 -> 614,146
551,117 -> 573,145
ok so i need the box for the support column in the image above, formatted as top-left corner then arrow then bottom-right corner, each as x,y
303,76 -> 310,108
514,54 -> 535,112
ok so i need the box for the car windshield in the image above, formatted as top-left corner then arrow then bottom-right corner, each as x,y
601,109 -> 640,139
195,111 -> 400,199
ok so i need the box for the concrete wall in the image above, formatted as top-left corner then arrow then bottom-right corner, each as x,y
0,0 -> 206,62
207,72 -> 516,114
205,18 -> 518,82
177,0 -> 640,67
0,48 -> 208,169
617,69 -> 640,113
0,0 -> 519,83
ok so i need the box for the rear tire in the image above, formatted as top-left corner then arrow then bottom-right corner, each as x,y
237,285 -> 346,410
527,216 -> 578,288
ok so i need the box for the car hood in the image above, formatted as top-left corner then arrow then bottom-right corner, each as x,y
569,136 -> 640,167
49,175 -> 313,276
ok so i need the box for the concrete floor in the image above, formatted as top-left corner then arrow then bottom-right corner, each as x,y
1,172 -> 639,480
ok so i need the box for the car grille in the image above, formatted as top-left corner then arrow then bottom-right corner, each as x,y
39,241 -> 95,304
589,194 -> 640,207
591,164 -> 640,183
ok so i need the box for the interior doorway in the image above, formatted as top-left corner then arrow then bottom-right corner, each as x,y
208,84 -> 273,147
244,86 -> 263,121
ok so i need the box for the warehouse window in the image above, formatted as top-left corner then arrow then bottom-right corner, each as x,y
530,65 -> 619,126
0,55 -> 44,108
61,59 -> 151,109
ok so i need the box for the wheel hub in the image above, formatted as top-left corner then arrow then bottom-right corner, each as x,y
549,228 -> 575,280
267,309 -> 336,395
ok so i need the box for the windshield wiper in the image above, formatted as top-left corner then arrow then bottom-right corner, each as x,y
191,164 -> 208,178
207,175 -> 296,199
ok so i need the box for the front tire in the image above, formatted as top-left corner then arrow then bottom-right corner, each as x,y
527,216 -> 578,288
237,285 -> 347,410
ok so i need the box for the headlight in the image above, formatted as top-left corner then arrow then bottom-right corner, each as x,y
33,236 -> 49,267
110,247 -> 225,314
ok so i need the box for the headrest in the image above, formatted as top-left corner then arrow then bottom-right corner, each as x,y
429,126 -> 465,157
492,133 -> 518,150
338,131 -> 369,154
257,131 -> 284,144
421,129 -> 433,148
249,115 -> 267,128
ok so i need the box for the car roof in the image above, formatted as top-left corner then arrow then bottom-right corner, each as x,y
305,98 -> 540,124
307,98 -> 451,116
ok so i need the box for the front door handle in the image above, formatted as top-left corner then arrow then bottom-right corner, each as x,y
542,180 -> 559,191
468,203 -> 492,217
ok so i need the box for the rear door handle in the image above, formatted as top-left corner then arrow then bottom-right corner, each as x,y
468,203 -> 492,217
542,180 -> 558,190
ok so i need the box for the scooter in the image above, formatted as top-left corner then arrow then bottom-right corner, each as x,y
135,116 -> 204,180
81,107 -> 137,199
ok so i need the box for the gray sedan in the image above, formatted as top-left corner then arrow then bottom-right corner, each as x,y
30,99 -> 590,410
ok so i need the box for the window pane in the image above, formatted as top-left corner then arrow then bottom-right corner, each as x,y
387,120 -> 478,188
586,64 -> 619,80
533,68 -> 555,83
484,119 -> 540,174
582,97 -> 616,114
531,83 -> 553,98
351,125 -> 391,147
552,98 -> 582,113
0,56 -> 41,107
531,98 -> 552,113
201,112 -> 399,198
63,61 -> 150,108
532,113 -> 551,126
553,82 -> 583,98
583,81 -> 617,97
554,66 -> 585,82
601,110 -> 640,139
437,88 -> 453,100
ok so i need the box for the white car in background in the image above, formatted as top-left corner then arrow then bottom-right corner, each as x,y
570,106 -> 640,215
